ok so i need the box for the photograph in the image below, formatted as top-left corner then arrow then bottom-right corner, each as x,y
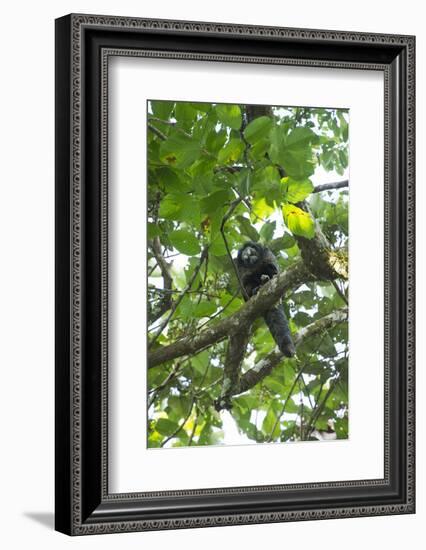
147,100 -> 350,448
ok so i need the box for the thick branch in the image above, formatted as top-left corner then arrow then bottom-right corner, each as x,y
215,328 -> 251,411
148,259 -> 312,368
295,200 -> 348,281
234,307 -> 348,397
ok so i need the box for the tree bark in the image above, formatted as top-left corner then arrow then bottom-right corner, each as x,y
148,259 -> 312,368
213,307 -> 348,410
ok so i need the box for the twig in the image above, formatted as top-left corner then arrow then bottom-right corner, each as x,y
160,397 -> 196,447
267,361 -> 307,442
197,291 -> 239,329
148,123 -> 167,141
220,196 -> 249,300
159,363 -> 210,447
188,411 -> 198,446
304,375 -> 340,439
332,279 -> 348,305
148,116 -> 215,159
149,247 -> 208,348
148,360 -> 184,407
313,180 -> 348,193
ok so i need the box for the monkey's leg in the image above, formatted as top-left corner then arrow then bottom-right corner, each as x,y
264,304 -> 296,358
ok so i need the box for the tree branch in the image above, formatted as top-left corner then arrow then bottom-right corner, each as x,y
214,328 -> 251,411
148,123 -> 167,141
220,196 -> 249,300
267,361 -> 307,442
149,246 -> 208,348
313,180 -> 348,193
233,307 -> 348,398
148,236 -> 174,324
294,200 -> 348,281
148,259 -> 312,368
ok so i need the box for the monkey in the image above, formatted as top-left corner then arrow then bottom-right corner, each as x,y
236,242 -> 295,358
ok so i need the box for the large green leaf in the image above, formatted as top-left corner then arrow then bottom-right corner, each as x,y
201,190 -> 231,214
244,116 -> 273,144
269,126 -> 317,179
155,418 -> 179,436
193,301 -> 217,318
237,215 -> 260,242
259,221 -> 276,242
282,177 -> 314,203
282,204 -> 315,239
158,193 -> 200,225
169,229 -> 201,255
150,100 -> 174,120
217,138 -> 244,164
159,133 -> 202,169
216,104 -> 242,130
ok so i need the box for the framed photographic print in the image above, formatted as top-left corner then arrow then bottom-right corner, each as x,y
55,14 -> 415,535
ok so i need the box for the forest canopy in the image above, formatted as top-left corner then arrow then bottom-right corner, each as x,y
147,101 -> 349,448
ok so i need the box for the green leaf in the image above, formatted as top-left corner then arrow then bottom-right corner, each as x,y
158,193 -> 200,225
201,190 -> 230,214
167,395 -> 191,419
262,407 -> 280,438
191,350 -> 210,374
210,234 -> 227,256
205,128 -> 227,154
147,223 -> 161,239
217,138 -> 244,164
193,301 -> 217,318
150,100 -> 174,120
244,116 -> 273,144
237,215 -> 260,242
269,126 -> 317,179
250,138 -> 269,160
190,102 -> 211,113
252,197 -> 275,219
158,194 -> 181,219
321,150 -> 334,171
155,418 -> 178,436
156,166 -> 188,192
169,229 -> 201,255
175,295 -> 194,320
263,377 -> 284,395
338,111 -> 349,142
282,177 -> 314,203
338,149 -> 348,169
175,102 -> 198,129
216,104 -> 242,130
159,133 -> 202,169
282,204 -> 315,239
259,221 -> 275,242
269,234 -> 296,252
239,170 -> 251,196
252,166 -> 281,192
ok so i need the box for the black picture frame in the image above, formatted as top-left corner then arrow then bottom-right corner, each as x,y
55,13 -> 415,536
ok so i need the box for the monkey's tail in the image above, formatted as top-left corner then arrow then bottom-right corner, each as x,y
264,305 -> 296,358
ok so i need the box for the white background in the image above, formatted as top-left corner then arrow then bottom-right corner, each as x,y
0,0 -> 423,548
109,58 -> 384,492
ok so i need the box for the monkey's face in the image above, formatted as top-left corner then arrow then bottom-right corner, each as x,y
239,243 -> 262,266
